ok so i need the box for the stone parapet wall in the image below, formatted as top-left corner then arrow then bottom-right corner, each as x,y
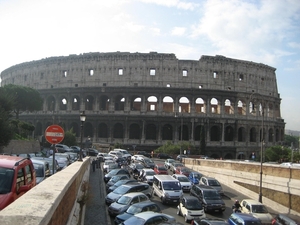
1,140 -> 41,154
0,158 -> 90,225
184,158 -> 300,216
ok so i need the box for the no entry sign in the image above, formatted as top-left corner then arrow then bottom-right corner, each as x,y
45,125 -> 65,144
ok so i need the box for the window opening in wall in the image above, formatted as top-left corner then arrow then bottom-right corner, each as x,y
150,69 -> 155,76
182,70 -> 187,77
150,104 -> 155,111
63,71 -> 67,77
261,77 -> 264,81
239,74 -> 243,81
41,73 -> 44,79
75,84 -> 78,87
103,83 -> 106,86
118,68 -> 123,75
213,71 -> 218,78
89,69 -> 94,76
199,85 -> 203,89
166,84 -> 171,87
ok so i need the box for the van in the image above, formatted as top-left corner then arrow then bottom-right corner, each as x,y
31,158 -> 50,184
0,155 -> 36,210
152,174 -> 182,204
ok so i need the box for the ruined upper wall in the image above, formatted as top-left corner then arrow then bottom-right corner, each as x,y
0,52 -> 279,97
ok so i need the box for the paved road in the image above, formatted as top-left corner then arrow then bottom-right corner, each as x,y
84,158 -> 279,225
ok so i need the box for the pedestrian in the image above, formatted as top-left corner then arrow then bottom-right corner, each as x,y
92,159 -> 96,172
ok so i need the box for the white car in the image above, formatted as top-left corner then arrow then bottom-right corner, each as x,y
103,160 -> 118,173
164,158 -> 175,169
140,168 -> 156,185
177,195 -> 206,223
131,155 -> 145,163
172,174 -> 192,192
240,199 -> 273,224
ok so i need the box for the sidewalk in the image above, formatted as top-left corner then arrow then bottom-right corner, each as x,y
84,163 -> 111,225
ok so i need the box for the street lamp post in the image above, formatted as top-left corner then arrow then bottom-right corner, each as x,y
250,93 -> 264,203
78,111 -> 86,161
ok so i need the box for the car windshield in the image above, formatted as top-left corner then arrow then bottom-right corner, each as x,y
145,171 -> 155,176
162,181 -> 181,190
33,164 -> 44,177
114,185 -> 131,194
117,196 -> 131,205
208,179 -> 220,186
178,176 -> 189,182
0,168 -> 14,194
252,205 -> 268,213
126,205 -> 143,214
144,158 -> 153,163
203,190 -> 221,200
185,199 -> 202,210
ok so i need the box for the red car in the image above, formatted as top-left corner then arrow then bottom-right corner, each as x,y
153,164 -> 168,175
175,166 -> 191,177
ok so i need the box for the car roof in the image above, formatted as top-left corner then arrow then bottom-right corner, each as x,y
143,168 -> 154,171
195,184 -> 216,190
182,195 -> 199,201
122,192 -> 147,198
134,211 -> 170,220
130,201 -> 157,207
231,213 -> 261,221
124,182 -> 149,187
241,199 -> 263,205
173,174 -> 187,178
0,155 -> 29,168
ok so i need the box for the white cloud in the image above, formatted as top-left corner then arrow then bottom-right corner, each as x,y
138,0 -> 199,10
171,27 -> 186,36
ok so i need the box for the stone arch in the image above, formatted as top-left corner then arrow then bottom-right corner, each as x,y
210,97 -> 220,114
129,123 -> 141,139
162,124 -> 173,140
59,96 -> 68,110
72,95 -> 80,111
145,124 -> 157,140
224,99 -> 234,115
250,127 -> 256,142
238,127 -> 246,142
224,153 -> 233,159
195,97 -> 205,113
85,95 -> 94,110
98,123 -> 108,138
268,128 -> 274,142
99,95 -> 109,110
162,96 -> 174,113
47,96 -> 55,111
114,95 -> 125,111
179,97 -> 190,113
237,99 -> 246,115
131,95 -> 142,111
210,125 -> 221,141
113,123 -> 124,138
147,96 -> 158,112
210,153 -> 219,159
179,123 -> 189,141
224,125 -> 234,141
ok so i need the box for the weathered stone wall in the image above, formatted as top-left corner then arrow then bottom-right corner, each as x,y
184,158 -> 300,216
1,140 -> 41,154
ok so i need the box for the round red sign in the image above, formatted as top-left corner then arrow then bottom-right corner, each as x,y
45,125 -> 65,144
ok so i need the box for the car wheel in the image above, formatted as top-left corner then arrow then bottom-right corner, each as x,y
176,207 -> 181,215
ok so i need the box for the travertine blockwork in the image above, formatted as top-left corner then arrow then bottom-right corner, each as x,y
0,52 -> 285,158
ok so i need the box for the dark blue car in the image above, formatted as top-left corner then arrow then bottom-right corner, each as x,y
228,213 -> 262,225
188,171 -> 203,185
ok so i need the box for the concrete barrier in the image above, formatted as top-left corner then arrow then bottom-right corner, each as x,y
0,157 -> 90,225
184,158 -> 300,216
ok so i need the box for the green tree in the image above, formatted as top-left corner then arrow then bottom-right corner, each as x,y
62,128 -> 77,147
0,88 -> 15,149
3,84 -> 43,119
264,145 -> 290,162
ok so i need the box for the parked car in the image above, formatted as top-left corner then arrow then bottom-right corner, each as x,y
138,157 -> 155,169
0,155 -> 36,210
189,171 -> 203,185
157,153 -> 172,159
240,199 -> 273,225
190,184 -> 226,212
70,146 -> 81,153
272,214 -> 299,225
103,160 -> 119,173
31,157 -> 60,175
98,153 -> 114,162
154,164 -> 168,175
106,174 -> 131,191
65,152 -> 78,163
104,168 -> 130,183
49,155 -> 69,170
31,158 -> 51,184
107,179 -> 137,193
177,195 -> 206,223
109,150 -> 123,159
176,154 -> 187,162
108,192 -> 149,216
175,166 -> 192,177
228,213 -> 262,225
170,162 -> 184,173
137,151 -> 151,158
121,211 -> 176,225
172,174 -> 192,192
114,148 -> 132,161
86,148 -> 99,156
131,155 -> 145,163
114,157 -> 128,168
164,158 -> 176,169
128,163 -> 144,179
191,218 -> 229,225
200,176 -> 224,195
105,182 -> 152,205
114,201 -> 161,225
139,168 -> 156,185
54,144 -> 73,153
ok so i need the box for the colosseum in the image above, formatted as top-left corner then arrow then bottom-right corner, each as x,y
0,52 -> 285,159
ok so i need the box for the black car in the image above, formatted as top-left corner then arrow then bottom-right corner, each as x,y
138,157 -> 155,169
114,157 -> 127,167
137,151 -> 151,158
86,148 -> 99,156
157,153 -> 172,159
104,168 -> 130,183
106,174 -> 131,191
190,184 -> 225,212
107,179 -> 137,193
114,201 -> 161,225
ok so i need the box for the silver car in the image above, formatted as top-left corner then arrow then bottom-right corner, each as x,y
200,176 -> 224,195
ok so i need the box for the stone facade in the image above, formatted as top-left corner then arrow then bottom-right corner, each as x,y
0,52 -> 285,159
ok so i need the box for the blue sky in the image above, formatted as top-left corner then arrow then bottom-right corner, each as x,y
0,0 -> 299,131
